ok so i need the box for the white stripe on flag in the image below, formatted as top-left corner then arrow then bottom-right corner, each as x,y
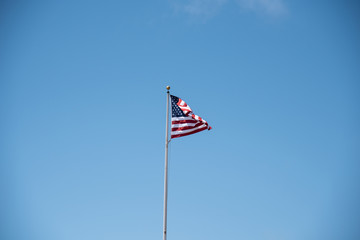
172,123 -> 198,128
171,116 -> 194,121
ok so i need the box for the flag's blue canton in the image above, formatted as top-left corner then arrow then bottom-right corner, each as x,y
170,95 -> 186,117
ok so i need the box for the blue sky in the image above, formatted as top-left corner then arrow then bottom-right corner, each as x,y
1,0 -> 359,240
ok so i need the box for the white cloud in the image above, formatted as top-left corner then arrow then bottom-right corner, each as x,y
172,0 -> 288,20
237,0 -> 288,16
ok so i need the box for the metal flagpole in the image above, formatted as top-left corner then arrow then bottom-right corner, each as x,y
163,86 -> 170,240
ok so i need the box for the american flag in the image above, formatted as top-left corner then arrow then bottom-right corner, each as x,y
170,95 -> 212,139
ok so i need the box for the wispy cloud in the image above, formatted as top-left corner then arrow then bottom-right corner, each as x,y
237,0 -> 288,16
173,0 -> 228,19
172,0 -> 288,20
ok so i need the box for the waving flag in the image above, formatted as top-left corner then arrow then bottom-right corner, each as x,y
170,95 -> 211,138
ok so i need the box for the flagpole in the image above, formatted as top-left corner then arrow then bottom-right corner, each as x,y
163,86 -> 170,240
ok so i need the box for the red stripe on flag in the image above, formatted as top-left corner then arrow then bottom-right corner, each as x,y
171,120 -> 198,124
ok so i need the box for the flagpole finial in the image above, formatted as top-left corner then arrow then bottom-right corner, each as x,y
166,86 -> 170,91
